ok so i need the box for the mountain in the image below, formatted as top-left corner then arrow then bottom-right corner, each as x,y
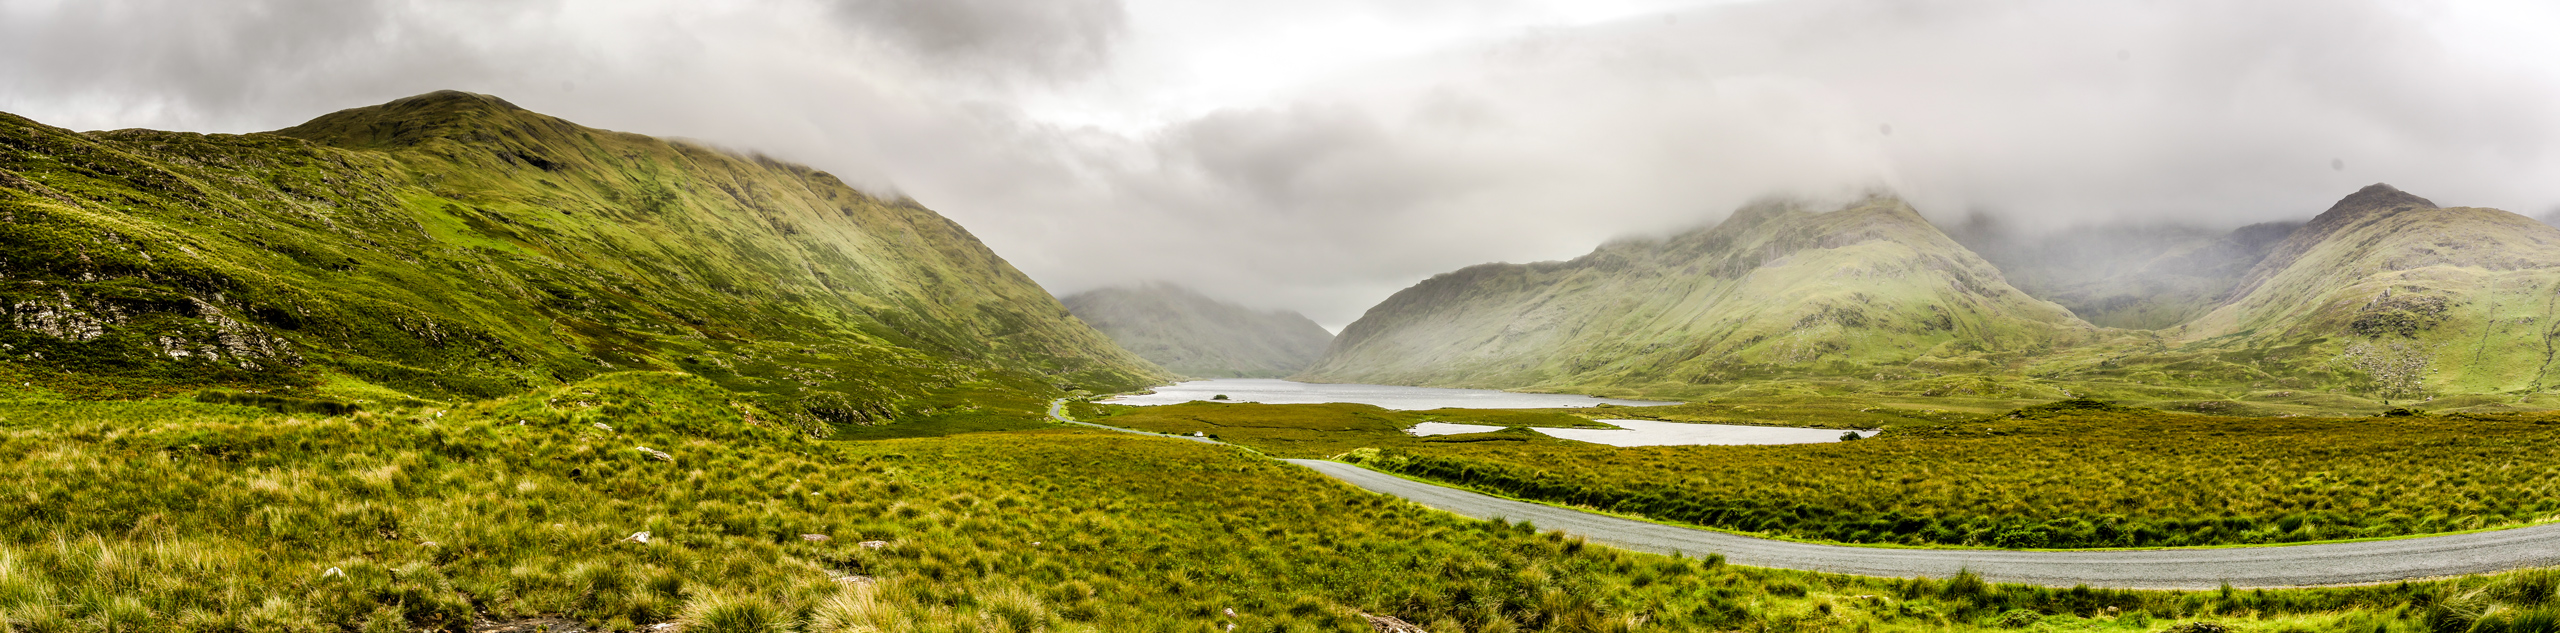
1298,196 -> 2093,394
0,91 -> 1167,421
1060,283 -> 1334,378
2176,184 -> 2560,396
1950,218 -> 2302,330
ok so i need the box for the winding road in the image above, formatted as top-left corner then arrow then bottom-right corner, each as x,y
1047,401 -> 2560,588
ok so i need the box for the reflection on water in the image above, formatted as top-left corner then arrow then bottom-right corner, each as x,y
1409,419 -> 1873,447
1102,378 -> 1677,410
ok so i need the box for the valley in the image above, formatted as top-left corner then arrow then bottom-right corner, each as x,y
9,92 -> 2560,633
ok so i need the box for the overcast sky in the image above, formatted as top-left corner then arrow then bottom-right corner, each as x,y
6,0 -> 2559,330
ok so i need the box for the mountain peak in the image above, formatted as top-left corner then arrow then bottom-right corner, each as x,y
1302,196 -> 2086,390
2218,184 -> 2444,303
388,90 -> 528,113
272,90 -> 565,151
2327,183 -> 2438,215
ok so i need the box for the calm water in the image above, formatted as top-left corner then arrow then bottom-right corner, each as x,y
1101,378 -> 1678,410
1409,419 -> 1873,447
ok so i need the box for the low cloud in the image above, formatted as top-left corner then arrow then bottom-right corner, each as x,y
829,0 -> 1128,77
3,0 -> 2556,328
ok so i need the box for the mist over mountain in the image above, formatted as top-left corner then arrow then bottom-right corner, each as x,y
9,1 -> 2559,329
1061,283 -> 1332,379
1946,217 -> 2304,330
1299,196 -> 2091,395
1299,183 -> 2560,403
0,91 -> 1165,417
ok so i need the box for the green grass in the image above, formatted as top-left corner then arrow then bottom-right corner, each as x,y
1088,401 -> 1611,458
1100,399 -> 2560,550
9,371 -> 2554,631
1362,407 -> 2560,549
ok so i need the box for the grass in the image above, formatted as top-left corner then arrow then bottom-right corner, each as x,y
8,371 -> 2557,631
1094,400 -> 2560,550
1088,401 -> 1611,458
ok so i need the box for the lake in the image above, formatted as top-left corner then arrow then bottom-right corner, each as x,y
1102,378 -> 1678,410
1409,419 -> 1874,447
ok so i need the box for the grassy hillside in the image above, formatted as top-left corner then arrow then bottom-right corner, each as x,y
1060,282 -> 1332,378
1299,196 -> 2095,397
2173,184 -> 2560,398
0,91 -> 1166,426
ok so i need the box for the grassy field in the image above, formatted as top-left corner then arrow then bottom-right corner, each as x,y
13,372 -> 2560,631
1088,401 -> 1610,458
1096,399 -> 2560,550
1532,370 -> 2560,425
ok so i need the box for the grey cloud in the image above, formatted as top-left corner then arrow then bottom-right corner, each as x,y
4,0 -> 403,124
829,0 -> 1128,77
3,0 -> 2556,330
1002,0 -> 2560,326
1163,105 -> 1498,213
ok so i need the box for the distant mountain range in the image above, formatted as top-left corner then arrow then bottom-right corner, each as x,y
11,90 -> 2549,410
0,91 -> 1166,421
1062,283 -> 1333,379
1298,196 -> 2091,393
1303,185 -> 2560,403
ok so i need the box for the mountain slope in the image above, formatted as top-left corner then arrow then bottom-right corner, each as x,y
1298,196 -> 2093,394
0,91 -> 1166,419
1061,283 -> 1334,378
2177,184 -> 2560,396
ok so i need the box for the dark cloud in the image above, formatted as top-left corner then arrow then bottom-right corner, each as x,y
0,0 -> 484,126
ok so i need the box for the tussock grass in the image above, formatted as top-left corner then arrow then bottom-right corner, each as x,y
1347,406 -> 2560,549
6,371 -> 2546,631
1101,398 -> 2560,549
1092,402 -> 1605,458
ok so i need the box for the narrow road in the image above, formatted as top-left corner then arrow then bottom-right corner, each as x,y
1048,400 -> 2560,589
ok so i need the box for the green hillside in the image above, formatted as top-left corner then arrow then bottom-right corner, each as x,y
1298,196 -> 2095,395
2172,183 -> 2560,398
0,91 -> 1166,425
1060,282 -> 1333,378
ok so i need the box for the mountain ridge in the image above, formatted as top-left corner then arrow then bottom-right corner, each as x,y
0,91 -> 1167,422
1299,196 -> 2094,394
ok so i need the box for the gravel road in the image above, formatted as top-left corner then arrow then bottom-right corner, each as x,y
1048,400 -> 2560,588
1287,459 -> 2560,589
